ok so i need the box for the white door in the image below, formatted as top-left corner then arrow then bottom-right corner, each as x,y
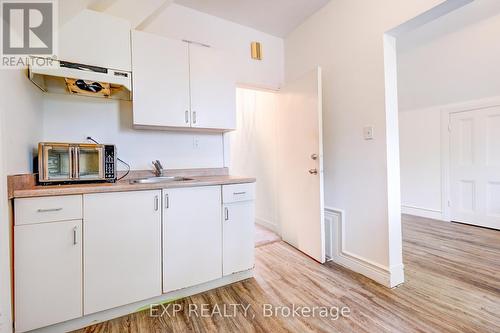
277,67 -> 325,263
132,31 -> 191,128
15,220 -> 82,332
189,43 -> 236,130
450,107 -> 500,230
83,191 -> 162,314
223,201 -> 255,275
163,186 -> 222,292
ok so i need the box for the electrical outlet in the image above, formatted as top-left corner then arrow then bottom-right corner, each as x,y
363,126 -> 374,140
193,136 -> 200,149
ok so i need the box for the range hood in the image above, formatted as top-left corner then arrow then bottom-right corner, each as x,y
28,57 -> 132,101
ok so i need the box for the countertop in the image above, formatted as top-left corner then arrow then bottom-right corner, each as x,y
8,168 -> 256,199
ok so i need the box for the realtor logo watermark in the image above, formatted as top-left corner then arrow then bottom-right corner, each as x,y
1,0 -> 57,68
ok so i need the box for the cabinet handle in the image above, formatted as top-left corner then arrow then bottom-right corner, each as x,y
185,110 -> 189,124
165,194 -> 169,209
37,208 -> 63,213
73,226 -> 78,245
224,207 -> 229,221
233,192 -> 246,195
154,195 -> 159,211
192,111 -> 197,124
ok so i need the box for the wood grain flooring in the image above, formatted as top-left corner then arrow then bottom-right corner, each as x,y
73,215 -> 500,333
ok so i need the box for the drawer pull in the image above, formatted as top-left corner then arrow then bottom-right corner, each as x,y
37,208 -> 63,213
233,192 -> 246,195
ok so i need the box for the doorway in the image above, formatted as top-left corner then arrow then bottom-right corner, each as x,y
447,106 -> 500,229
228,68 -> 327,263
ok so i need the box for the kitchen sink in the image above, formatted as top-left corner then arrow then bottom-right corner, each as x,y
130,176 -> 194,184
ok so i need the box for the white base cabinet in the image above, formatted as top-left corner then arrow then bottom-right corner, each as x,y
222,184 -> 255,275
223,202 -> 255,275
83,191 -> 162,315
162,186 -> 223,292
13,184 -> 255,332
14,220 -> 83,333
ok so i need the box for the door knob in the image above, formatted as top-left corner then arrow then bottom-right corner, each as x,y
309,169 -> 318,175
311,154 -> 318,160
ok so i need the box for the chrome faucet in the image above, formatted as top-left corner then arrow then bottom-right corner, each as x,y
152,160 -> 164,177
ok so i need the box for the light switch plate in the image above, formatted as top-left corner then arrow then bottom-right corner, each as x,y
363,126 -> 374,140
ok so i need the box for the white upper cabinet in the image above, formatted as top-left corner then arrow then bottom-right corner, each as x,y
58,10 -> 132,71
131,31 -> 236,131
189,43 -> 236,130
132,30 -> 190,127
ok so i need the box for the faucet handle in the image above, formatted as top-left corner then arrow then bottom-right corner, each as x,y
155,160 -> 163,170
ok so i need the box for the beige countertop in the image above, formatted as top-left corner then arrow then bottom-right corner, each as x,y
8,168 -> 256,199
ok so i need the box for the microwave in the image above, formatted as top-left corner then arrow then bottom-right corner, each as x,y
37,143 -> 117,184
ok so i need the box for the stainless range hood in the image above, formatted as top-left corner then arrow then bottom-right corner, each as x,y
28,57 -> 132,101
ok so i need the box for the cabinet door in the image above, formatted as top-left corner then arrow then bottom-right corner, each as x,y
15,220 -> 82,332
163,186 -> 222,292
223,201 -> 255,275
83,190 -> 162,315
59,10 -> 132,71
189,44 -> 237,130
132,31 -> 190,128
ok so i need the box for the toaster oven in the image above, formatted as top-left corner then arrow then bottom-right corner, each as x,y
38,143 -> 117,184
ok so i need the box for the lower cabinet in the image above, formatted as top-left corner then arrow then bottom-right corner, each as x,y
223,201 -> 255,275
222,184 -> 255,275
83,190 -> 162,315
162,186 -> 222,292
13,184 -> 255,331
15,220 -> 83,333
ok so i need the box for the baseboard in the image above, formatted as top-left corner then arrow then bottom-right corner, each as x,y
325,207 -> 402,288
255,217 -> 279,234
28,269 -> 254,333
401,205 -> 443,221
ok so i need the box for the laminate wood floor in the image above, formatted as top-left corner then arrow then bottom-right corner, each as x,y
74,215 -> 500,333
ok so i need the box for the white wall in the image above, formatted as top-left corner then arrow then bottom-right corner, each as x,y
42,4 -> 285,171
43,95 -> 224,170
229,88 -> 279,232
284,0 -> 447,285
398,0 -> 500,219
399,108 -> 442,219
398,0 -> 500,111
3,71 -> 43,174
143,4 -> 284,90
0,70 -> 43,333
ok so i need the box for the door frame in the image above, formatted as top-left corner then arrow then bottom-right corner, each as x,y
440,96 -> 500,222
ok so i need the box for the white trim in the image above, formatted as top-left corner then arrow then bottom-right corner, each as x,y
255,217 -> 279,234
27,270 -> 254,333
401,205 -> 444,221
324,207 -> 402,288
440,96 -> 500,223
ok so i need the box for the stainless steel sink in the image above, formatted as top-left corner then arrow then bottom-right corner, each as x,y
130,176 -> 194,184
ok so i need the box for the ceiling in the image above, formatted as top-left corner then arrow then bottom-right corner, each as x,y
61,0 -> 330,37
398,0 -> 500,53
172,0 -> 330,37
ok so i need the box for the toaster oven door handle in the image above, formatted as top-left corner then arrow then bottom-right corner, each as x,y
73,147 -> 80,179
99,146 -> 105,180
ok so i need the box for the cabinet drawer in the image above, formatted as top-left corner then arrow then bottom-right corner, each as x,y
222,183 -> 255,203
15,195 -> 83,225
